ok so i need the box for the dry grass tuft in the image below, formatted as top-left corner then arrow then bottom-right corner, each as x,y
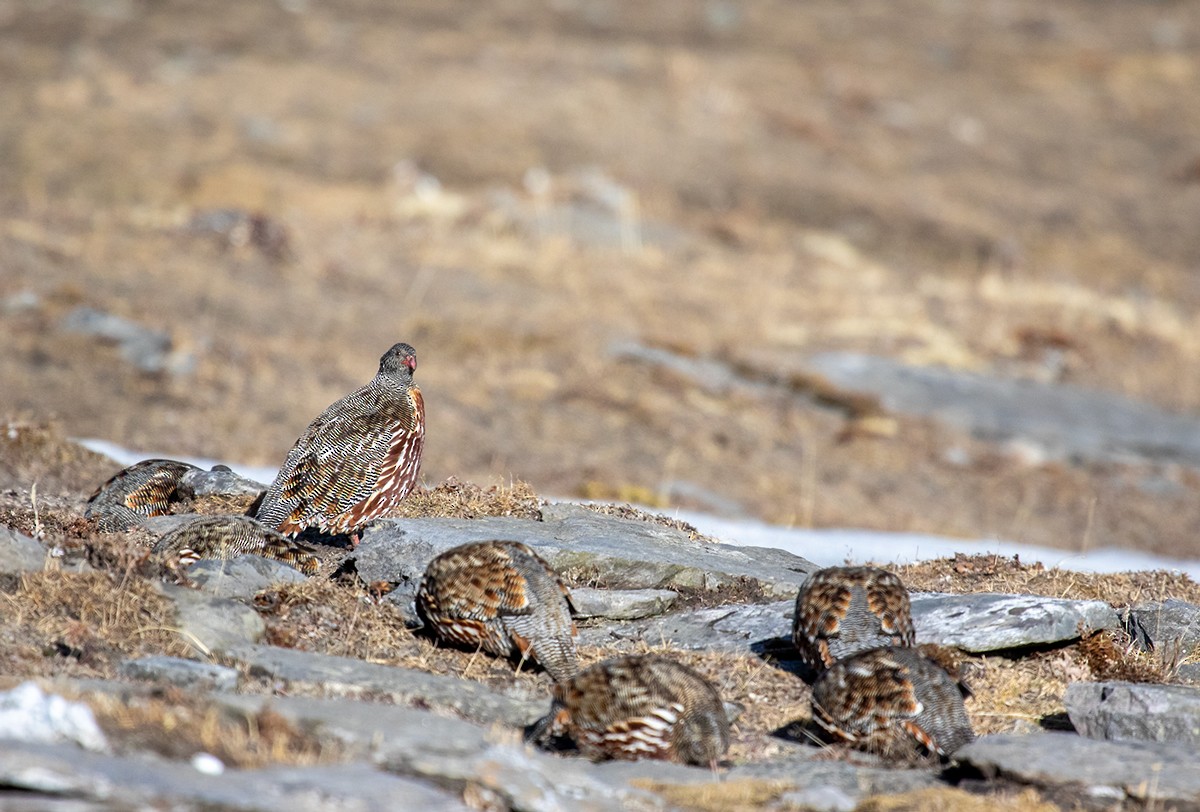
634,778 -> 792,812
80,687 -> 345,768
890,553 -> 1200,607
254,578 -> 422,663
385,477 -> 542,520
857,787 -> 1059,812
0,569 -> 191,676
1078,628 -> 1187,684
575,502 -> 712,542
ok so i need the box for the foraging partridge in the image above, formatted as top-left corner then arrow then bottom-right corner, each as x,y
255,342 -> 424,540
153,515 -> 322,575
529,654 -> 730,768
416,540 -> 578,681
793,565 -> 914,672
86,459 -> 200,532
811,645 -> 975,758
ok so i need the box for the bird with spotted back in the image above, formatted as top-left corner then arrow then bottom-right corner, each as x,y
416,540 -> 579,681
86,459 -> 200,532
528,654 -> 730,769
811,645 -> 975,759
153,514 -> 323,575
254,342 -> 424,542
793,565 -> 915,673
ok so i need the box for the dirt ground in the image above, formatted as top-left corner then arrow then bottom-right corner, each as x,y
3,0 -> 1200,558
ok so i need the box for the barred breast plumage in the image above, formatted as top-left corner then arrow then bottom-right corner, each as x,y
152,514 -> 322,575
811,645 -> 975,759
86,459 -> 200,532
255,342 -> 424,540
416,540 -> 578,681
529,654 -> 730,768
793,565 -> 915,671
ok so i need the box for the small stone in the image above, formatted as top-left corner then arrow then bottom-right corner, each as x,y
179,465 -> 267,497
1123,600 -> 1200,658
190,753 -> 224,775
118,656 -> 239,692
0,526 -> 47,574
160,584 -> 266,656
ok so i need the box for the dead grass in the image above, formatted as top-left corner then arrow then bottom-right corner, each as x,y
0,569 -> 191,677
76,687 -> 345,768
890,553 -> 1200,608
634,778 -> 792,812
857,787 -> 1059,812
384,477 -> 542,521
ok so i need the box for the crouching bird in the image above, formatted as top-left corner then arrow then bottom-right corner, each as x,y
528,654 -> 730,770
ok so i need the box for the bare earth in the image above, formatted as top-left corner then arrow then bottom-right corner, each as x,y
3,0 -> 1200,559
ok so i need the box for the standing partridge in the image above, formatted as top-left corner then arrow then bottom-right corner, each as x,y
811,645 -> 975,759
529,654 -> 731,768
793,565 -> 914,672
152,515 -> 322,575
255,342 -> 424,540
416,540 -> 578,681
86,459 -> 200,532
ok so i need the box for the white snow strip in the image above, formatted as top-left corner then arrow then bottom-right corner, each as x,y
76,438 -> 279,486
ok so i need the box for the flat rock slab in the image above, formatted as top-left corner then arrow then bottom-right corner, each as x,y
910,592 -> 1119,653
956,732 -> 1200,808
581,591 -> 1120,657
0,526 -> 47,573
119,656 -> 240,692
807,351 -> 1200,467
186,555 -> 308,601
1066,681 -> 1200,745
226,644 -> 546,727
579,600 -> 793,654
180,466 -> 266,497
355,505 -> 817,615
569,587 -> 678,620
0,739 -> 467,812
218,693 -> 670,812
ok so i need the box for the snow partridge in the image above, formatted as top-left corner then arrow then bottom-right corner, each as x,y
416,540 -> 578,681
529,654 -> 731,768
86,459 -> 200,532
152,514 -> 322,575
793,565 -> 915,671
811,645 -> 975,758
255,342 -> 424,540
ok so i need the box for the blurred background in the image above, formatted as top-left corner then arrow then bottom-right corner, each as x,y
3,0 -> 1200,558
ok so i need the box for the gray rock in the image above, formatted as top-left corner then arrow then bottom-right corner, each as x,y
569,587 -> 678,620
0,526 -> 47,573
59,306 -> 194,377
179,465 -> 267,498
0,739 -> 467,811
956,732 -> 1200,807
118,656 -> 240,692
226,644 -> 546,727
1123,600 -> 1200,659
807,352 -> 1200,467
160,584 -> 266,656
777,786 -> 857,812
0,682 -> 108,752
1066,681 -> 1200,745
186,555 -> 308,601
355,505 -> 817,606
910,592 -> 1119,653
579,600 -> 792,653
139,513 -> 207,536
